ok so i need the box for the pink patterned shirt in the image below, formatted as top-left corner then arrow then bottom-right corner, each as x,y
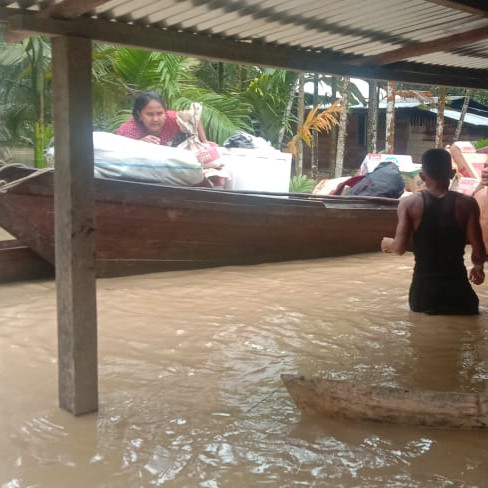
116,110 -> 181,146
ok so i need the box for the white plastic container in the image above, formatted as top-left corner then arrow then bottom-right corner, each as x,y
219,147 -> 292,193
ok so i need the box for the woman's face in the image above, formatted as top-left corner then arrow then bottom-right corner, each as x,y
138,99 -> 166,136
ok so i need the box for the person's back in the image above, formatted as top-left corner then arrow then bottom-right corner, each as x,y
410,190 -> 478,314
381,148 -> 485,315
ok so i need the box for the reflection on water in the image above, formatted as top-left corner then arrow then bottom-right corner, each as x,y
1,252 -> 488,487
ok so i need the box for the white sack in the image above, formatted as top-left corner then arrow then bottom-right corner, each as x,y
93,132 -> 203,186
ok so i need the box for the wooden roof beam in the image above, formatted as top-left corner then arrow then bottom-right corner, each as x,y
351,24 -> 488,66
38,0 -> 112,19
2,0 -> 112,41
425,0 -> 488,17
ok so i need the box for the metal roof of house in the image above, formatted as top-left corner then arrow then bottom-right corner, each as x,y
0,0 -> 487,89
348,96 -> 488,126
430,108 -> 488,125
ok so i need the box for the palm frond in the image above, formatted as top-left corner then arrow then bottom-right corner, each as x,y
287,100 -> 343,157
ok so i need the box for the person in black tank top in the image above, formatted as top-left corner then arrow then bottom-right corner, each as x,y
381,149 -> 486,315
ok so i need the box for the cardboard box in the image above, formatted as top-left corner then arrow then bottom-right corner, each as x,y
448,143 -> 488,179
219,147 -> 292,192
450,175 -> 481,196
451,141 -> 476,153
401,167 -> 425,192
457,153 -> 487,179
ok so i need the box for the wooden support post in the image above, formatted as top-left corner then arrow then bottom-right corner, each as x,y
52,36 -> 98,415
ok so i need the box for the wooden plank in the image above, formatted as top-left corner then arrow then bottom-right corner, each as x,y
425,0 -> 488,17
282,374 -> 488,429
52,36 -> 98,415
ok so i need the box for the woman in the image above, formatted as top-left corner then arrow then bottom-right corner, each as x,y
116,91 -> 208,146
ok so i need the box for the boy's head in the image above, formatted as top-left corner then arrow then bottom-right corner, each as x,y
421,149 -> 453,180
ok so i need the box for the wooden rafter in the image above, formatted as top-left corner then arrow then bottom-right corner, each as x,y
425,0 -> 488,17
38,0 -> 112,19
351,24 -> 488,66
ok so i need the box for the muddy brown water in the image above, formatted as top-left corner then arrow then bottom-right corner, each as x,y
1,252 -> 487,487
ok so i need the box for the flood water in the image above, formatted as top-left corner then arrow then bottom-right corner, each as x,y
1,252 -> 488,487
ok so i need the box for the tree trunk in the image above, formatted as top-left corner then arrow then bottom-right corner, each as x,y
278,81 -> 297,151
311,73 -> 319,179
366,79 -> 379,153
33,41 -> 46,169
385,81 -> 396,154
436,86 -> 446,148
328,76 -> 338,173
282,374 -> 488,429
454,88 -> 472,142
295,73 -> 305,177
34,120 -> 45,168
335,76 -> 349,178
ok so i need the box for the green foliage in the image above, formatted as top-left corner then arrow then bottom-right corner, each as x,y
474,138 -> 488,150
244,69 -> 299,146
289,175 -> 316,193
0,29 -> 52,166
91,45 -> 253,145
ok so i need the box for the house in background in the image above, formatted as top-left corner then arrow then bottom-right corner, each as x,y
303,96 -> 488,177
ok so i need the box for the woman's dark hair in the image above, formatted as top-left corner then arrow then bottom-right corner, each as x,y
421,148 -> 452,180
132,91 -> 167,123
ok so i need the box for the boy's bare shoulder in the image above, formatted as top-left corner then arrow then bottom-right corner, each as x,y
399,192 -> 423,207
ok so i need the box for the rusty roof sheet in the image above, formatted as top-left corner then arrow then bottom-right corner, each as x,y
0,0 -> 487,88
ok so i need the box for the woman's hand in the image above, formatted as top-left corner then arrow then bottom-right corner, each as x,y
141,135 -> 160,144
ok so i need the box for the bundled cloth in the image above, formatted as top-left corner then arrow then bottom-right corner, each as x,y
176,103 -> 222,168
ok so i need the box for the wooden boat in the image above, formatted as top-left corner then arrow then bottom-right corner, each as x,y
281,374 -> 488,429
0,238 -> 53,283
0,165 -> 399,279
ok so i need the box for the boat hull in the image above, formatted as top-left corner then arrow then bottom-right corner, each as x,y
0,167 -> 399,278
0,239 -> 54,283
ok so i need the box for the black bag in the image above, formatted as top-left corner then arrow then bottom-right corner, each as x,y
223,131 -> 255,149
346,161 -> 405,198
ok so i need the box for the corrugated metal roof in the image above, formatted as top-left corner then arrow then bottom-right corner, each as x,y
0,0 -> 487,88
430,108 -> 488,126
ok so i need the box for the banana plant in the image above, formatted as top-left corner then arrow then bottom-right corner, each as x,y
0,31 -> 52,167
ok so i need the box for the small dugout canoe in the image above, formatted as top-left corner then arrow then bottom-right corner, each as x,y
281,374 -> 488,429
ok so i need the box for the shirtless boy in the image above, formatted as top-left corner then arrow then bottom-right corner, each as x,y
381,148 -> 485,315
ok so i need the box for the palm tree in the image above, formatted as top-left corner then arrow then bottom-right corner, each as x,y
435,86 -> 447,148
454,88 -> 473,142
92,45 -> 254,144
242,68 -> 299,147
384,83 -> 434,154
366,79 -> 379,153
335,76 -> 350,177
287,101 -> 343,160
385,81 -> 396,154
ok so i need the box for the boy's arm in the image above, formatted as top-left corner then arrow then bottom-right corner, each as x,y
466,198 -> 486,285
381,198 -> 413,255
